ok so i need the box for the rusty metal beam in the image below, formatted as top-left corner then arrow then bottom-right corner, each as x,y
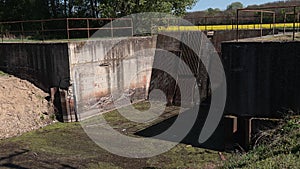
241,9 -> 275,14
238,5 -> 300,11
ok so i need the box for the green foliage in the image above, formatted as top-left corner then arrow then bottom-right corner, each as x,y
226,2 -> 243,11
0,70 -> 7,76
40,114 -> 45,120
0,0 -> 198,21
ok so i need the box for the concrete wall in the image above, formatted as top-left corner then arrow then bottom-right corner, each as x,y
149,32 -> 210,106
0,37 -> 157,121
0,43 -> 70,92
68,37 -> 157,120
222,41 -> 300,117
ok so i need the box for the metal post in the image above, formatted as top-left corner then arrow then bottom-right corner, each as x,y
1,23 -> 3,43
131,18 -> 134,37
273,13 -> 276,36
111,18 -> 113,38
297,13 -> 300,32
293,6 -> 296,41
21,22 -> 24,42
66,18 -> 70,40
41,22 -> 45,42
284,13 -> 287,34
87,19 -> 90,39
205,17 -> 207,31
298,13 -> 300,32
236,9 -> 239,41
260,11 -> 263,38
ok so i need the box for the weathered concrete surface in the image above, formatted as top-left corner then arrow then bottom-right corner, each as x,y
222,41 -> 300,117
149,32 -> 210,106
69,37 -> 157,120
0,37 -> 157,122
0,43 -> 70,92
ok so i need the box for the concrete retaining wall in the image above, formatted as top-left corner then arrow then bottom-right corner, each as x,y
0,43 -> 70,92
0,37 -> 157,121
68,37 -> 157,120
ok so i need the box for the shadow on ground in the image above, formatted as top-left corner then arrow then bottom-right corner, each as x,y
135,101 -> 228,151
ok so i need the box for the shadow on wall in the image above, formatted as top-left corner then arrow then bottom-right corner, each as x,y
0,43 -> 70,93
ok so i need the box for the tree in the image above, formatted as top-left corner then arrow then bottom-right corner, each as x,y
226,2 -> 243,11
98,0 -> 198,18
207,8 -> 221,16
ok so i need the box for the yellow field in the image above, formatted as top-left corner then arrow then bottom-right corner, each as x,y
158,23 -> 300,31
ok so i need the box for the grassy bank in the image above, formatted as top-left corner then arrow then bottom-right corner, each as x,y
223,116 -> 300,169
0,102 -> 225,169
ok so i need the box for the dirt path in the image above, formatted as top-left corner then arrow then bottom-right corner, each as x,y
0,73 -> 53,139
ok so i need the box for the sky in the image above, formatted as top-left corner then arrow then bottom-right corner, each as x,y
189,0 -> 278,11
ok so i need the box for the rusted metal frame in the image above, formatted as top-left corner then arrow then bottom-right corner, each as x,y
284,8 -> 298,40
236,9 -> 275,41
110,18 -> 113,37
241,9 -> 275,13
0,18 -> 66,24
131,18 -> 134,37
41,21 -> 45,41
66,18 -> 70,40
236,9 -> 239,41
284,12 -> 294,34
0,17 -> 133,40
1,23 -> 3,43
293,6 -> 296,41
240,5 -> 300,11
21,22 -> 24,42
260,12 -> 263,38
298,13 -> 300,32
87,19 -> 90,39
66,17 -> 131,21
7,29 -> 65,33
67,27 -> 133,31
237,5 -> 300,41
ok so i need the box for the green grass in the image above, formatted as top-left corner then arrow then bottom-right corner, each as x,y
0,102 -> 225,169
0,70 -> 7,76
222,116 -> 300,169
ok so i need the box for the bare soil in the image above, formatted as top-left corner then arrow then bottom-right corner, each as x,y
0,74 -> 53,139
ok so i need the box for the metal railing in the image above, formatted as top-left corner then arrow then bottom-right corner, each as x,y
236,5 -> 300,41
0,18 -> 133,42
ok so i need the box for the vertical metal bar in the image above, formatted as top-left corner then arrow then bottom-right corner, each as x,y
293,6 -> 296,41
87,19 -> 90,39
284,13 -> 287,34
1,23 -> 3,43
204,17 -> 207,31
298,13 -> 300,32
260,11 -> 263,38
236,9 -> 239,41
41,22 -> 45,42
131,18 -> 134,37
273,13 -> 276,36
111,18 -> 113,38
21,22 -> 24,42
150,18 -> 153,35
67,18 -> 70,40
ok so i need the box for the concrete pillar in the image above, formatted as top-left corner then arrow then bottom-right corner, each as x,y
60,89 -> 77,122
50,87 -> 58,103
